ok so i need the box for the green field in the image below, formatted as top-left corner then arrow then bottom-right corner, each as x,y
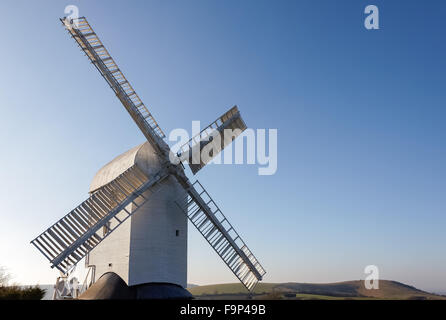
188,280 -> 446,300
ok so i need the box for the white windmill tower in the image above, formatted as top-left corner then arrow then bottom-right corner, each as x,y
31,16 -> 266,299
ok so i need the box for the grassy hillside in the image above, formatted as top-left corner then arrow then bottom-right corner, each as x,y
188,280 -> 446,300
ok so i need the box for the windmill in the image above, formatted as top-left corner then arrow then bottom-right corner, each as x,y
31,16 -> 265,298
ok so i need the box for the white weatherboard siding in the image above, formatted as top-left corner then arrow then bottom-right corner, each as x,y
129,176 -> 187,287
86,211 -> 131,284
87,142 -> 188,288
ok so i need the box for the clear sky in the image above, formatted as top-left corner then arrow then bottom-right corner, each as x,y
0,0 -> 445,293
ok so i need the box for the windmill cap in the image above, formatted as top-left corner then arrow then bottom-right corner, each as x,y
89,142 -> 162,193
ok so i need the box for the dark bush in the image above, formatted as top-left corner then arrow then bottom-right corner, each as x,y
0,285 -> 46,300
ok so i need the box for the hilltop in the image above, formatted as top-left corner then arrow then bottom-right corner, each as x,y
188,280 -> 446,300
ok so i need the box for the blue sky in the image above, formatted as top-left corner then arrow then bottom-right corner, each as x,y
0,0 -> 445,292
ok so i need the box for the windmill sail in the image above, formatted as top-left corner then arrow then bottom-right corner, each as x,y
61,17 -> 169,157
178,106 -> 247,174
31,165 -> 167,274
175,180 -> 266,291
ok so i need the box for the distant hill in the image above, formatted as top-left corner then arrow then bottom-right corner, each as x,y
188,280 -> 446,300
